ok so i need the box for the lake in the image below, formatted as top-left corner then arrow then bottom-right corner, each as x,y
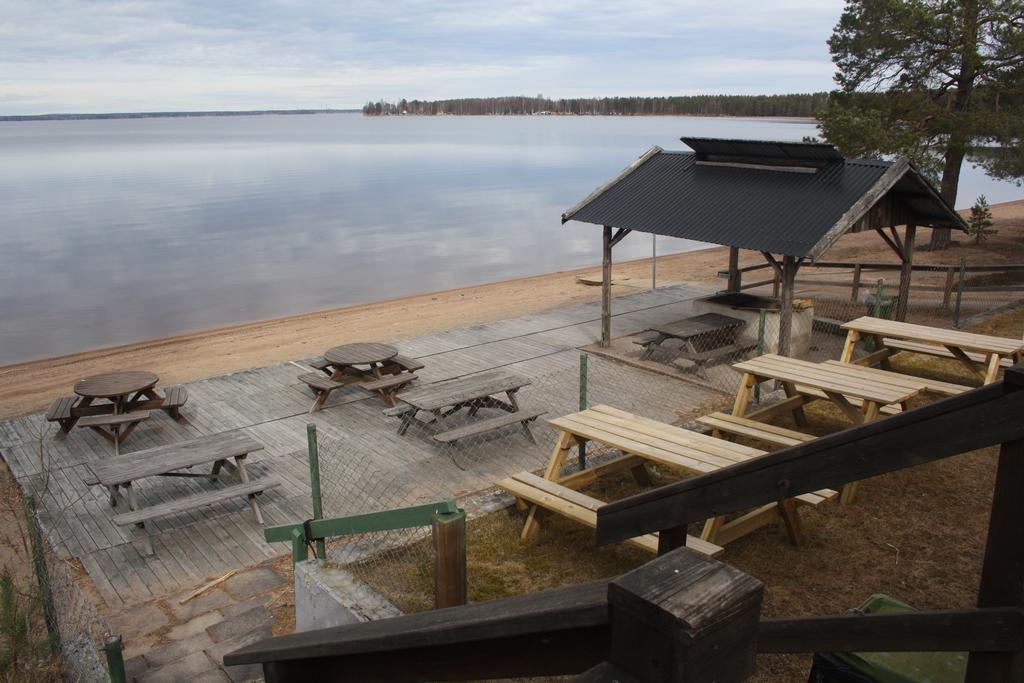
0,113 -> 1019,366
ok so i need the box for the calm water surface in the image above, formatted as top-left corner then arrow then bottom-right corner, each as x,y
0,114 -> 1019,365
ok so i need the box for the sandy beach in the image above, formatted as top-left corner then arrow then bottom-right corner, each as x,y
1,198 -> 1021,420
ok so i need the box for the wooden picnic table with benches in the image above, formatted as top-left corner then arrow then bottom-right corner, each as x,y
83,431 -> 278,555
633,312 -> 750,376
840,316 -> 1024,384
498,404 -> 836,553
730,353 -> 931,504
384,369 -> 545,446
46,371 -> 189,448
300,343 -> 424,411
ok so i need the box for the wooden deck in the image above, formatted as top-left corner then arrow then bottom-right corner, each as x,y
0,283 -> 722,608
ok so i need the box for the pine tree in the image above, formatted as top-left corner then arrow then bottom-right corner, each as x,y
968,194 -> 998,243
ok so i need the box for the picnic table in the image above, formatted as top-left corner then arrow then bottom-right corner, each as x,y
633,313 -> 750,375
83,431 -> 278,555
731,353 -> 929,503
498,405 -> 836,551
839,316 -> 1024,384
45,371 -> 188,449
299,343 -> 414,411
384,369 -> 545,445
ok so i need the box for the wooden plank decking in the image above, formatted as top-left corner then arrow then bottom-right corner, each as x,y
0,283 -> 722,608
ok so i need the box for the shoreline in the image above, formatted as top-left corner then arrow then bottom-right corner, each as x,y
2,198 -> 1022,420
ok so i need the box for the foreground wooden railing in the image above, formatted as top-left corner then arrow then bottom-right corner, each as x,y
225,366 -> 1024,681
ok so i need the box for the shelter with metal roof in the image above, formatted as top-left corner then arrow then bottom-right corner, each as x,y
561,138 -> 967,352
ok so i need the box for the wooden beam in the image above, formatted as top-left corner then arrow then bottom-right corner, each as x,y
727,247 -> 741,292
777,255 -> 798,357
602,226 -> 612,348
609,227 -> 631,248
760,607 -> 1024,654
967,436 -> 1024,681
895,222 -> 916,321
597,378 -> 1024,545
875,225 -> 905,261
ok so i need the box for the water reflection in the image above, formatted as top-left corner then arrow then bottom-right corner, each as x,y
0,114 -> 1018,365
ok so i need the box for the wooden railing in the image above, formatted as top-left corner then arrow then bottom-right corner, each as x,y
224,366 -> 1024,682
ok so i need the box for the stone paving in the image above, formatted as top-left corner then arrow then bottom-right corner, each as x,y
117,565 -> 286,683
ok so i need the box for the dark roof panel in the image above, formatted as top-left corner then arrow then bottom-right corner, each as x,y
563,143 -> 966,259
681,137 -> 844,163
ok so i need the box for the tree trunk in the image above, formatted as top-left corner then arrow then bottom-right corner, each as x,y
929,142 -> 966,250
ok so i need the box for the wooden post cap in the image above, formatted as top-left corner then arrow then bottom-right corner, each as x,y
607,547 -> 763,682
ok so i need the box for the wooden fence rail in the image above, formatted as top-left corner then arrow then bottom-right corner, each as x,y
226,366 -> 1024,681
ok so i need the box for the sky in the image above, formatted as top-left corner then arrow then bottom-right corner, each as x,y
0,0 -> 847,115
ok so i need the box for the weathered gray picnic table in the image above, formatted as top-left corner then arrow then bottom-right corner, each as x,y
384,369 -> 545,445
299,343 -> 425,411
634,312 -> 750,376
83,431 -> 278,555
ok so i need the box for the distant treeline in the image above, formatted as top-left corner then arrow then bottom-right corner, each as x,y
362,94 -> 829,117
0,109 -> 358,122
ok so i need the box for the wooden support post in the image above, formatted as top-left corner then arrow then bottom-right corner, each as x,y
966,436 -> 1024,682
656,524 -> 688,556
850,263 -> 862,302
602,225 -> 612,348
895,222 -> 916,322
606,547 -> 763,682
777,255 -> 797,357
727,246 -> 741,292
432,509 -> 468,609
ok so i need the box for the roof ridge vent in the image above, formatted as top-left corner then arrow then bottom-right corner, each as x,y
681,137 -> 843,172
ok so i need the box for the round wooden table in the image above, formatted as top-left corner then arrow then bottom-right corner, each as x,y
324,343 -> 397,381
75,371 -> 159,413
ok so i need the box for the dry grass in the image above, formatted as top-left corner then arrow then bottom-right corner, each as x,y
350,306 -> 1024,681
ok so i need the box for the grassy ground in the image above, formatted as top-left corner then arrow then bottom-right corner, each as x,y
349,306 -> 1024,682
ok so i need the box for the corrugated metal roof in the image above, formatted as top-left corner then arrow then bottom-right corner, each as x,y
681,137 -> 844,163
562,143 -> 965,259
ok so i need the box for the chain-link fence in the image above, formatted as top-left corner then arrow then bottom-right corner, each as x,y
10,425 -> 112,682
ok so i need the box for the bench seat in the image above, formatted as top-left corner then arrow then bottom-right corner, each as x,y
298,372 -> 346,413
359,373 -> 418,406
46,395 -> 81,433
696,412 -> 814,448
113,478 -> 280,526
385,354 -> 425,373
794,386 -> 903,415
433,409 -> 546,444
160,385 -> 189,420
497,471 -> 723,556
883,338 -> 1014,368
77,411 -> 151,429
309,357 -> 332,371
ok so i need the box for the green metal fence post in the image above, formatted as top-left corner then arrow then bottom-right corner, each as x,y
24,496 -> 59,653
306,423 -> 326,559
291,528 -> 309,564
754,309 -> 766,404
579,353 -> 588,470
955,256 -> 967,328
104,635 -> 127,683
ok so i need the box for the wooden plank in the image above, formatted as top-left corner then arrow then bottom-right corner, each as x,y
695,413 -> 813,448
432,409 -> 545,444
734,354 -> 917,404
823,360 -> 970,396
112,479 -> 280,526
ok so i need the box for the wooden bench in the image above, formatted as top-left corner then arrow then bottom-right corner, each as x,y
160,385 -> 189,420
359,373 -> 418,406
45,395 -> 81,433
298,372 -> 346,413
496,471 -> 724,556
822,360 -> 971,397
85,431 -> 271,555
383,354 -> 425,374
433,408 -> 546,445
696,412 -> 814,448
882,338 -> 1014,368
77,411 -> 151,450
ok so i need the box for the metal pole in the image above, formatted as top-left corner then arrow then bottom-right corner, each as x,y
651,235 -> 657,290
955,256 -> 967,328
579,353 -> 588,470
104,635 -> 127,683
306,423 -> 326,558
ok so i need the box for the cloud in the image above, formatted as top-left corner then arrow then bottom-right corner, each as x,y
0,0 -> 845,114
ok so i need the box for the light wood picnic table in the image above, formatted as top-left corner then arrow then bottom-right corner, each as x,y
839,316 -> 1024,384
731,353 -> 928,503
387,369 -> 543,445
511,404 -> 836,549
